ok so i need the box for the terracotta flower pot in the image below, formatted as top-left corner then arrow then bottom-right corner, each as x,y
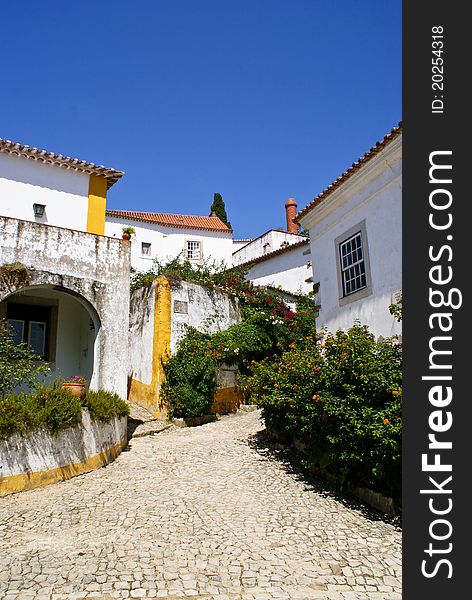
61,383 -> 86,400
122,232 -> 131,240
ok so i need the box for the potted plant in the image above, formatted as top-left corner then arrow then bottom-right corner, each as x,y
61,375 -> 87,400
122,226 -> 136,241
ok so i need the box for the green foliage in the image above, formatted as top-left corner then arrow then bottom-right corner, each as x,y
388,295 -> 403,321
210,193 -> 232,230
0,386 -> 129,440
122,226 -> 136,235
84,390 -> 130,422
0,386 -> 82,439
130,256 -> 230,292
0,320 -> 49,396
161,329 -> 218,419
244,322 -> 402,499
159,271 -> 316,418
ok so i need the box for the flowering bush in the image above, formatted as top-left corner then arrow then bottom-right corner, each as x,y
160,274 -> 316,418
244,322 -> 402,500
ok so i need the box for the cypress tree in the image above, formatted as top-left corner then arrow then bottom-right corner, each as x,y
210,193 -> 232,230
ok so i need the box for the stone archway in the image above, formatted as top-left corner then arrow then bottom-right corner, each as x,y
0,284 -> 101,390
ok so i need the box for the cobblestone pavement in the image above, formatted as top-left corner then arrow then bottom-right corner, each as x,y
0,411 -> 402,600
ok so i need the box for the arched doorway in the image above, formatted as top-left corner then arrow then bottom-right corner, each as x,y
0,285 -> 101,389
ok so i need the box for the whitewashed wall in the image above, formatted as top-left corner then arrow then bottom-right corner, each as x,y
299,135 -> 402,338
232,230 -> 304,266
244,243 -> 312,295
170,280 -> 240,353
0,216 -> 131,398
129,284 -> 156,387
0,153 -> 90,231
105,217 -> 233,271
232,239 -> 252,254
0,410 -> 127,496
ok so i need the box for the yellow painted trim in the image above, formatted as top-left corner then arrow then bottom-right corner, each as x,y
129,276 -> 172,417
211,386 -> 243,415
0,438 -> 127,497
86,174 -> 107,235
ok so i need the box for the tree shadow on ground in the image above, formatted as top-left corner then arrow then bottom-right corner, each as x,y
246,427 -> 402,530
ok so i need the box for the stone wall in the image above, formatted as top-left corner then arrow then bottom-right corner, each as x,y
0,216 -> 130,398
0,409 -> 127,497
128,277 -> 241,416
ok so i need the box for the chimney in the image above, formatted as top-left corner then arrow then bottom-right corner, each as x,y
285,198 -> 298,234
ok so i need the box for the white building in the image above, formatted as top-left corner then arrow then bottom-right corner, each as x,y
232,198 -> 305,266
105,210 -> 233,271
238,239 -> 313,296
0,137 -> 130,397
297,125 -> 402,338
0,139 -> 123,235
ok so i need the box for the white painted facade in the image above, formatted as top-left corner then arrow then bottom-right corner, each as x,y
0,152 -> 90,231
105,217 -> 233,271
243,242 -> 313,296
232,239 -> 253,254
232,229 -> 305,266
0,216 -> 131,398
170,280 -> 240,353
129,279 -> 241,387
298,133 -> 402,338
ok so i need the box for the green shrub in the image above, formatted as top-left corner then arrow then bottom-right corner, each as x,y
84,390 -> 130,422
0,319 -> 49,396
244,322 -> 402,500
0,386 -> 82,439
161,328 -> 218,418
0,386 -> 129,440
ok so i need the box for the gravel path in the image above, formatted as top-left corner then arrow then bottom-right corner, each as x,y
0,410 -> 401,600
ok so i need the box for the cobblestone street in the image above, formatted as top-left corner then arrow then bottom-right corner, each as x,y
0,410 -> 401,600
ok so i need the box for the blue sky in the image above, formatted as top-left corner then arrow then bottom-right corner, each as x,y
1,1 -> 400,239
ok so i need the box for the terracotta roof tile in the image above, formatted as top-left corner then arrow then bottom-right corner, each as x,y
0,137 -> 124,189
297,123 -> 402,221
106,210 -> 232,232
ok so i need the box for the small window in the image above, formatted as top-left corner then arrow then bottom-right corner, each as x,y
7,319 -> 24,345
7,318 -> 47,359
186,240 -> 201,261
6,304 -> 53,360
339,232 -> 367,296
141,242 -> 152,256
28,321 -> 47,357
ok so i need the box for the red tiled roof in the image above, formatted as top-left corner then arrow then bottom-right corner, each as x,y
106,210 -> 232,232
297,123 -> 402,221
0,137 -> 124,189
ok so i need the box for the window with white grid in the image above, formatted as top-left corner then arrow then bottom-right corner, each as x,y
141,242 -> 151,256
339,232 -> 367,296
186,240 -> 201,260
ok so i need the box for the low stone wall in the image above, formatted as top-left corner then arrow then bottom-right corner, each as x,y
0,409 -> 127,497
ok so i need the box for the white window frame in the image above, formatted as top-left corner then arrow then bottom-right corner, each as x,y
335,220 -> 372,307
28,320 -> 47,358
185,240 -> 202,261
339,231 -> 366,296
